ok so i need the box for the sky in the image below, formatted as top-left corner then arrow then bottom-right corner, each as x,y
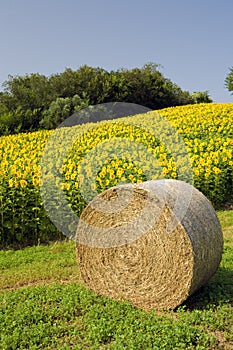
0,0 -> 233,102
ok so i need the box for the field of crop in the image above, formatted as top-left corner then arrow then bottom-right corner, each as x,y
0,102 -> 233,348
0,210 -> 232,349
0,103 -> 232,247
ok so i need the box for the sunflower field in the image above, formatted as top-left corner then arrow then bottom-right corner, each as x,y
0,103 -> 232,248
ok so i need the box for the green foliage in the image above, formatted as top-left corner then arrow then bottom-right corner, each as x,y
0,63 -> 198,135
40,94 -> 89,129
0,182 -> 63,248
0,107 -> 41,135
112,63 -> 195,109
0,211 -> 232,349
225,66 -> 233,94
0,285 -> 219,349
0,73 -> 52,134
191,91 -> 213,103
2,73 -> 52,111
0,241 -> 79,288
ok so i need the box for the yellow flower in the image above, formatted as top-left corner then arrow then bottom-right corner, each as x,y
116,168 -> 124,178
20,179 -> 27,187
213,167 -> 222,175
78,174 -> 84,186
8,179 -> 14,187
32,177 -> 39,186
0,102 -> 232,220
71,172 -> 77,180
99,170 -> 106,177
91,183 -> 96,191
86,167 -> 92,177
61,182 -> 71,191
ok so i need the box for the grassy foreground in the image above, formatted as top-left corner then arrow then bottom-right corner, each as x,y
0,211 -> 232,349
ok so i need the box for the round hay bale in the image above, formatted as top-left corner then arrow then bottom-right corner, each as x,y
75,179 -> 223,310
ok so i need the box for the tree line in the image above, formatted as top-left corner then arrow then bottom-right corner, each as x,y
0,63 -> 213,135
225,66 -> 233,95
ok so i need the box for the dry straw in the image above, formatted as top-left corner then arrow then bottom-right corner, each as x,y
76,179 -> 223,310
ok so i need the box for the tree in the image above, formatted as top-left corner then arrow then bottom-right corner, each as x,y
225,67 -> 233,94
0,62 -> 200,134
191,91 -> 213,103
115,63 -> 194,109
0,73 -> 53,132
49,68 -> 81,98
40,94 -> 89,129
2,73 -> 52,111
0,107 -> 41,135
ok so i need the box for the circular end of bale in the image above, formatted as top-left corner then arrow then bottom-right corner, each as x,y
76,179 -> 223,310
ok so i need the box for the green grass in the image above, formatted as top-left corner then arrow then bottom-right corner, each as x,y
0,211 -> 232,349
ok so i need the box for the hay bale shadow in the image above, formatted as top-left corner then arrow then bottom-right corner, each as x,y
180,266 -> 233,310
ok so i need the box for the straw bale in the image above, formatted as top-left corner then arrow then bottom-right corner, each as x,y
76,180 -> 223,310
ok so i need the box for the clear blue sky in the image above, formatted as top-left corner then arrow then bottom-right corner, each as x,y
1,0 -> 233,102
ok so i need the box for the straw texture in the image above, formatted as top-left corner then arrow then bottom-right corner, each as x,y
76,179 -> 223,310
